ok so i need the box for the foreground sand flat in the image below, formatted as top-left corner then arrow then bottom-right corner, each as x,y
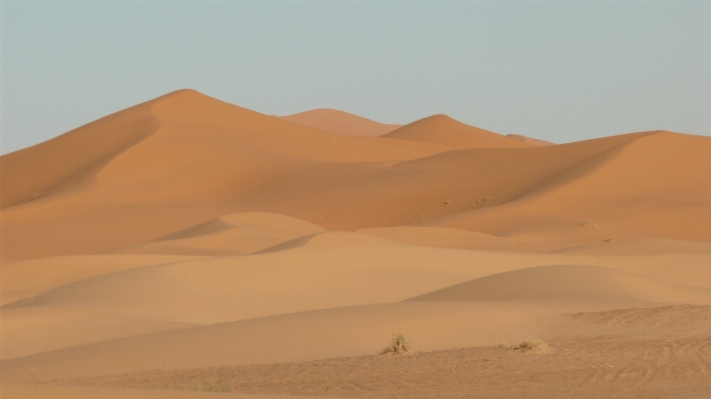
1,90 -> 710,398
50,310 -> 711,398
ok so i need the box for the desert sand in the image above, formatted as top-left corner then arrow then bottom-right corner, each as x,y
1,89 -> 710,398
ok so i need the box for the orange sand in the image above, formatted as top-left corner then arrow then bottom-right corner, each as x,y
1,90 -> 709,399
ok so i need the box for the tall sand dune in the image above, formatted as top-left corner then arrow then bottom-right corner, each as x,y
0,90 -> 445,260
2,90 -> 709,260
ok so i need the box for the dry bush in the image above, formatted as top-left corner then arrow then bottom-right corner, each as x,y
381,333 -> 411,355
516,338 -> 544,351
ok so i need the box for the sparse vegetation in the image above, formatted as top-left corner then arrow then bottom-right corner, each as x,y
381,333 -> 411,355
496,340 -> 510,348
183,383 -> 230,393
516,338 -> 544,351
603,238 -> 612,243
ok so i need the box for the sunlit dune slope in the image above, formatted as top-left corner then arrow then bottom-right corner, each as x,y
383,114 -> 533,148
279,108 -> 402,137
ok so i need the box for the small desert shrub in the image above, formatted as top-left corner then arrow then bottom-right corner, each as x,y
381,333 -> 411,355
516,338 -> 544,351
183,384 -> 230,393
496,340 -> 510,348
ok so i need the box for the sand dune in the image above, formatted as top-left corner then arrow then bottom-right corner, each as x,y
279,109 -> 402,137
383,114 -> 533,148
3,91 -> 709,261
0,90 -> 446,261
1,89 -> 710,398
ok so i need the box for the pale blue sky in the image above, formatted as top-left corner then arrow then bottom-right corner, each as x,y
1,1 -> 710,154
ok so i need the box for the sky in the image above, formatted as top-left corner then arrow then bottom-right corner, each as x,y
1,1 -> 710,154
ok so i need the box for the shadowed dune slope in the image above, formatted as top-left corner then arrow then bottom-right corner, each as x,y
383,114 -> 533,148
279,109 -> 402,137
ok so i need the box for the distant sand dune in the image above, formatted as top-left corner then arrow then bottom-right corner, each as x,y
279,108 -> 402,137
383,114 -> 532,148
